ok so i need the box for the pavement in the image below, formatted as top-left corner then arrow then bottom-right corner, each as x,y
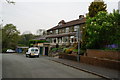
47,56 -> 120,80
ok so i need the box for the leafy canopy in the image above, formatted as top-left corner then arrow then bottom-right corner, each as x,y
88,0 -> 107,17
83,10 -> 120,49
2,24 -> 20,52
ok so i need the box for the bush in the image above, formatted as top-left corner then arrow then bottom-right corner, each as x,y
2,48 -> 8,53
72,49 -> 85,55
65,48 -> 75,54
73,43 -> 78,49
73,49 -> 78,52
80,50 -> 85,55
63,48 -> 68,52
51,48 -> 58,52
65,49 -> 72,54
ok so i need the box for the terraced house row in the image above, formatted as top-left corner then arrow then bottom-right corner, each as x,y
30,15 -> 86,56
46,15 -> 86,46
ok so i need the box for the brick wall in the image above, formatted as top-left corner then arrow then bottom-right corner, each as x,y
86,49 -> 120,60
80,56 -> 120,70
59,54 -> 77,61
59,54 -> 120,70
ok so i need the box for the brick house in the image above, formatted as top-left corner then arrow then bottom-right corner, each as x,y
46,15 -> 86,47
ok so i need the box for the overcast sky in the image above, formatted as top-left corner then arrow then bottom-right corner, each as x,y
0,0 -> 120,34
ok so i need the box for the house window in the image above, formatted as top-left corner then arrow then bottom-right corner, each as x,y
70,36 -> 74,43
54,39 -> 56,43
59,29 -> 62,34
52,30 -> 55,34
50,31 -> 53,34
50,38 -> 52,43
58,38 -> 62,43
74,25 -> 79,31
69,27 -> 74,32
58,23 -> 62,26
66,28 -> 69,33
56,29 -> 58,34
65,37 -> 69,42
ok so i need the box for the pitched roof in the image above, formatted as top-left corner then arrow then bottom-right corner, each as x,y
47,18 -> 86,31
46,32 -> 76,38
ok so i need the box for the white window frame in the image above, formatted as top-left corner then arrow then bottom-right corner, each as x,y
66,27 -> 69,33
50,31 -> 52,34
74,25 -> 79,31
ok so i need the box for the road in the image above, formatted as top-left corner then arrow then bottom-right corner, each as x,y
1,53 -> 103,78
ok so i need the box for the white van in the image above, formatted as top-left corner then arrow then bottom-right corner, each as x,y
26,47 -> 39,58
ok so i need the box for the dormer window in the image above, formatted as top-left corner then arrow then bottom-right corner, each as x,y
58,23 -> 62,26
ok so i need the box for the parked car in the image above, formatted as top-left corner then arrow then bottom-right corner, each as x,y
26,47 -> 39,58
6,49 -> 15,53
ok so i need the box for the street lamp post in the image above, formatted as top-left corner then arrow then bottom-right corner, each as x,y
76,27 -> 81,62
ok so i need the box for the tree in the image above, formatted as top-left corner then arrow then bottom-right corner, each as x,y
83,10 -> 120,49
36,29 -> 46,36
109,10 -> 120,49
88,0 -> 107,17
18,33 -> 35,46
2,24 -> 20,52
43,30 -> 47,35
6,0 -> 15,4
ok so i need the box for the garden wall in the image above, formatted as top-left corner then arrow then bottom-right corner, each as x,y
59,54 -> 77,61
80,56 -> 120,70
86,49 -> 120,60
59,54 -> 120,70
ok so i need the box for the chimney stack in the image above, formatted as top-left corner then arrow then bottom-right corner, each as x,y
79,15 -> 84,20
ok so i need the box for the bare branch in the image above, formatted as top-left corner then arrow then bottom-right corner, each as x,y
6,0 -> 15,5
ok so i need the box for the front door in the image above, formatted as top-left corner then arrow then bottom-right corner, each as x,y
45,47 -> 48,56
40,47 -> 43,55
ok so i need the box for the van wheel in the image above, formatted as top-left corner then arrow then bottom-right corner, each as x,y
26,54 -> 28,57
28,54 -> 31,58
37,55 -> 39,58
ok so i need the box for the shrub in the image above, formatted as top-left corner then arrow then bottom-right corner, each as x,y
63,48 -> 68,52
73,49 -> 78,52
80,50 -> 85,55
51,48 -> 58,52
65,48 -> 75,54
65,49 -> 72,54
73,43 -> 78,49
2,48 -> 7,53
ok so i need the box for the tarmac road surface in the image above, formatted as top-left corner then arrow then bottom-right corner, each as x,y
2,53 -> 104,79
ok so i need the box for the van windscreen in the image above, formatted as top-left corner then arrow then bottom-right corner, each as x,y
31,49 -> 34,51
35,49 -> 38,51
